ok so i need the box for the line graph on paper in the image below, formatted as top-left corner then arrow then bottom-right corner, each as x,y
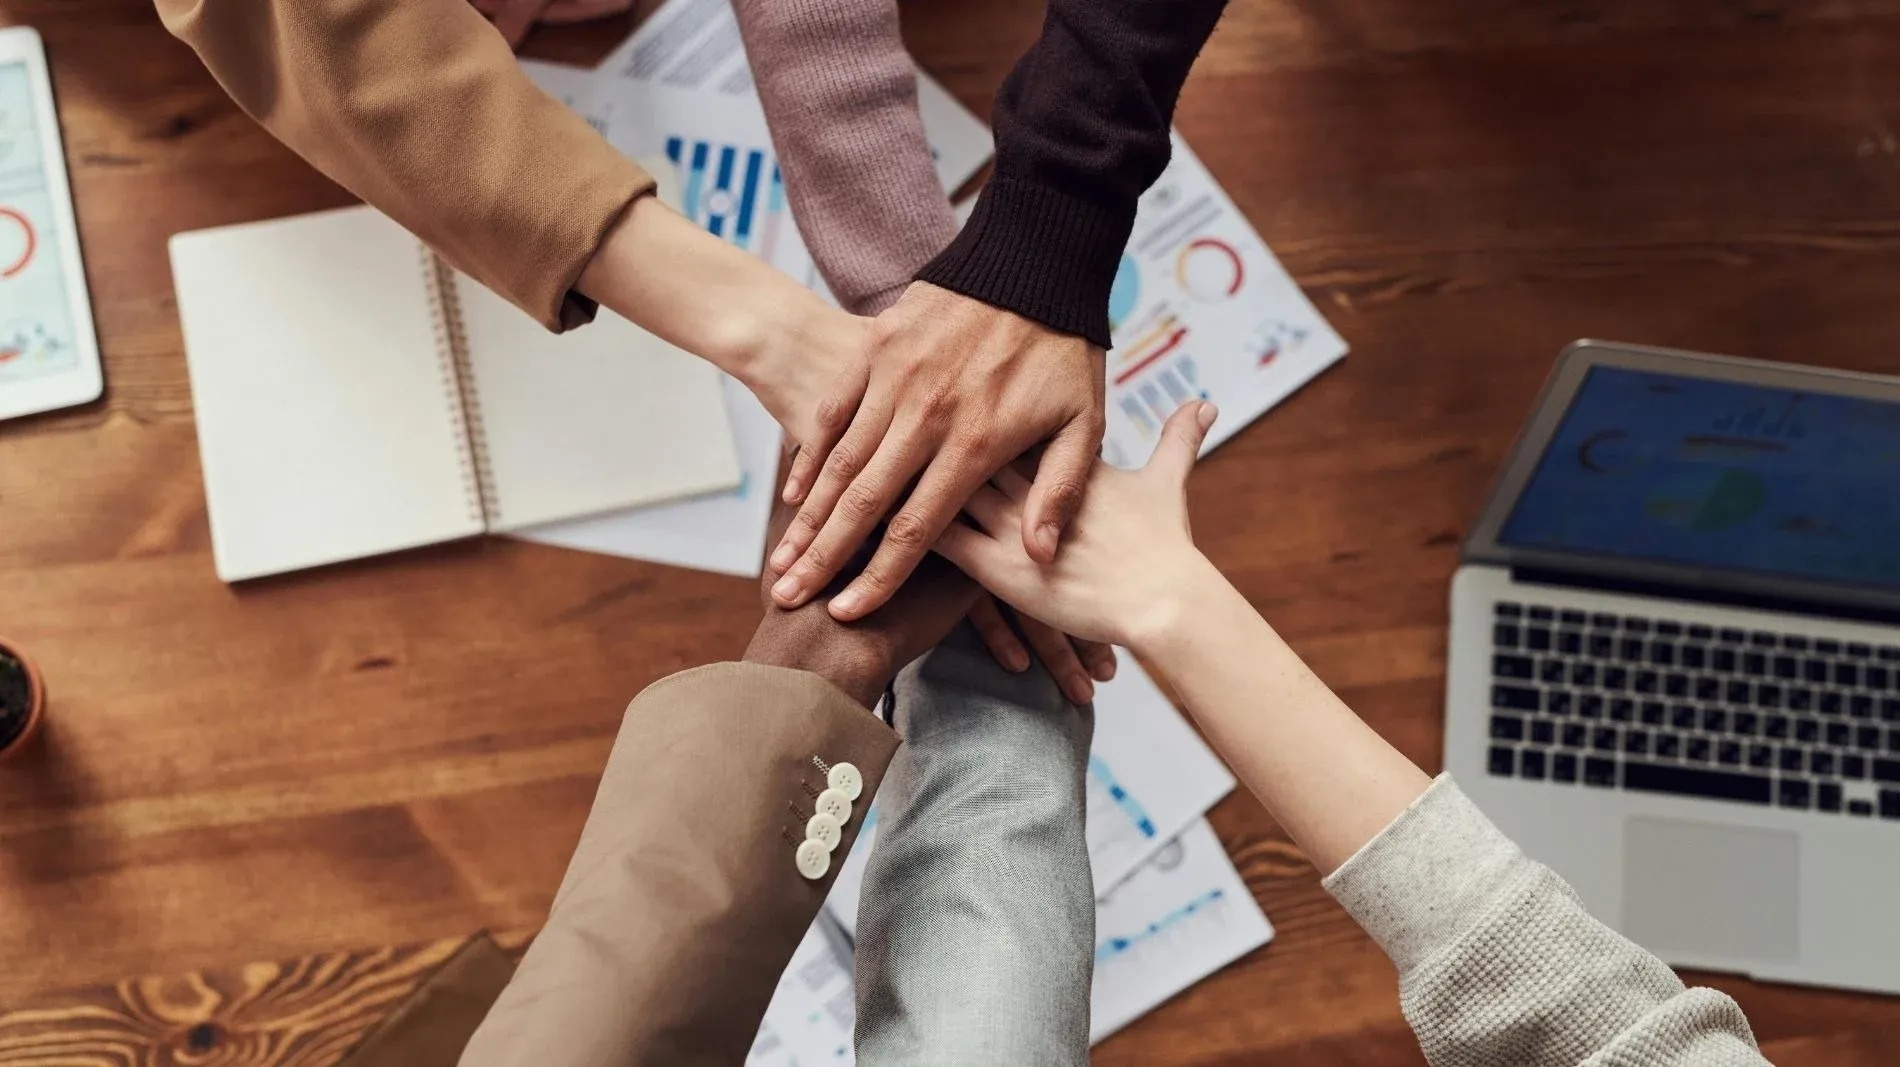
1086,755 -> 1160,877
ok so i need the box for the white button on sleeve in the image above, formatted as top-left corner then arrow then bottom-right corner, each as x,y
796,839 -> 830,880
805,812 -> 842,851
827,762 -> 864,801
816,788 -> 852,823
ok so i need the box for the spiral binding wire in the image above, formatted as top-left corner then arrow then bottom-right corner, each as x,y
420,247 -> 499,528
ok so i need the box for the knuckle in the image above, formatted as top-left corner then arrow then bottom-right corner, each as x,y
798,543 -> 835,575
816,394 -> 852,433
1044,479 -> 1087,517
917,382 -> 959,425
790,508 -> 823,537
839,484 -> 884,522
823,444 -> 863,480
883,512 -> 932,550
955,428 -> 997,461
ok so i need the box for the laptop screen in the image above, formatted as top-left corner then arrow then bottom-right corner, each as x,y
1499,365 -> 1900,591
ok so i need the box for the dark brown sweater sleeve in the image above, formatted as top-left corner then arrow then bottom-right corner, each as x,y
916,0 -> 1228,348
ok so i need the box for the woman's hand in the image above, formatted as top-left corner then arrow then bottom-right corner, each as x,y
935,401 -> 1219,651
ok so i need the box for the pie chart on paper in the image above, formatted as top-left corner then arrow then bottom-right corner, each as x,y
0,206 -> 34,278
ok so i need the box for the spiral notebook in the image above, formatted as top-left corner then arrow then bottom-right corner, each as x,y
172,184 -> 740,582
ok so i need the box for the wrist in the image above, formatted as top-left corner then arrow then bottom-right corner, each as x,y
1123,554 -> 1230,658
743,619 -> 889,710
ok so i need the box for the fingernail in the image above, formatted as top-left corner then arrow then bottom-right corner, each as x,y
769,541 -> 797,571
831,588 -> 864,618
1096,658 -> 1117,681
1036,524 -> 1058,557
1066,676 -> 1095,704
1007,649 -> 1030,673
772,573 -> 803,603
781,477 -> 801,503
1197,401 -> 1218,430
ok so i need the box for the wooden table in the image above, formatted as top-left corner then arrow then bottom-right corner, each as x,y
4,0 -> 1900,1062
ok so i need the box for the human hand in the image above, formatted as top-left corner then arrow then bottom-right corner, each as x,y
935,401 -> 1220,652
966,595 -> 1117,705
744,498 -> 979,708
765,282 -> 1106,622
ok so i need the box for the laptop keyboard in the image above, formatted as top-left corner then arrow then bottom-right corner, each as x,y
1486,601 -> 1900,819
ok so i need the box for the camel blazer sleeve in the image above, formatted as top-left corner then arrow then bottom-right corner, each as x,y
154,0 -> 654,331
459,662 -> 899,1066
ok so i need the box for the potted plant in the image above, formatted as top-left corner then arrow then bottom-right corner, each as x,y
0,636 -> 44,763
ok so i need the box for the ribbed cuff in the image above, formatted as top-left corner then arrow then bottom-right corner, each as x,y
1321,775 -> 1528,973
916,178 -> 1133,348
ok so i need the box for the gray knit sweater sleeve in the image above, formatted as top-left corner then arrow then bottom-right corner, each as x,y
1322,775 -> 1769,1066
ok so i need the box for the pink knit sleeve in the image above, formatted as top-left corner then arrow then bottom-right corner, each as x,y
731,0 -> 957,315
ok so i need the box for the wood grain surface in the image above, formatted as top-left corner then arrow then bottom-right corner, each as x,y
4,0 -> 1900,1063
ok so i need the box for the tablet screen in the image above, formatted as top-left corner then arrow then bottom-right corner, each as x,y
0,59 -> 78,384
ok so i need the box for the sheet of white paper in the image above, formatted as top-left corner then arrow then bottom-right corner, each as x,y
1088,657 -> 1237,894
751,917 -> 858,1065
823,658 -> 1233,933
1097,134 -> 1348,469
1090,818 -> 1273,1043
594,0 -> 991,193
517,377 -> 781,576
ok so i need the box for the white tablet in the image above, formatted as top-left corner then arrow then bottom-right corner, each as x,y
0,27 -> 100,421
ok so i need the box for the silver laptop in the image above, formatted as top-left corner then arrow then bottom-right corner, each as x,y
1446,339 -> 1900,995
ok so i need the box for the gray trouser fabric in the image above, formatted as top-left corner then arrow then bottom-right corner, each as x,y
853,622 -> 1095,1065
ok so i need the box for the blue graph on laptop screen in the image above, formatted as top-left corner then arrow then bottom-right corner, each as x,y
1499,366 -> 1900,591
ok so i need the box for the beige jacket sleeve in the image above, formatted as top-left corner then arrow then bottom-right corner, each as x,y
459,662 -> 898,1067
155,0 -> 654,331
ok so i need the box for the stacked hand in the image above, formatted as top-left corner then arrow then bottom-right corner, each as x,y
935,401 -> 1219,652
757,281 -> 1116,702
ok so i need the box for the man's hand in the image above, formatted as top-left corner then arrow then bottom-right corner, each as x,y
766,282 -> 1106,622
744,499 -> 979,708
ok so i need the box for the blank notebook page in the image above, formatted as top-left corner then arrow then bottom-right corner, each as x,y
173,207 -> 483,581
449,274 -> 740,531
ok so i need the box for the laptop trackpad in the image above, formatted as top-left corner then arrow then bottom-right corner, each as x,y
1621,816 -> 1800,963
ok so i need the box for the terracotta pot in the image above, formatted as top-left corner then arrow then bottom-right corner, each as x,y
0,636 -> 45,763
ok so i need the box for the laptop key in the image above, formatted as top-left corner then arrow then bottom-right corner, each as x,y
1640,701 -> 1666,725
1490,714 -> 1525,741
1858,725 -> 1883,750
1826,721 -> 1850,747
1583,757 -> 1617,787
1525,627 -> 1552,652
1624,617 -> 1651,634
1552,753 -> 1578,783
1557,630 -> 1583,654
1562,723 -> 1586,748
1883,790 -> 1900,819
1773,655 -> 1799,680
1844,754 -> 1868,779
1805,659 -> 1830,683
1811,750 -> 1836,776
1850,799 -> 1876,817
1685,737 -> 1711,763
1788,688 -> 1813,712
1695,676 -> 1721,701
1733,710 -> 1759,735
1717,740 -> 1742,766
1623,762 -> 1771,804
1688,624 -> 1714,640
1559,609 -> 1586,626
1494,653 -> 1534,680
1837,663 -> 1862,687
1619,637 -> 1645,662
1650,643 -> 1676,667
1494,624 -> 1521,649
1578,694 -> 1604,718
1656,733 -> 1682,759
1819,691 -> 1844,716
1867,665 -> 1891,689
1520,749 -> 1547,780
1609,697 -> 1635,721
1701,707 -> 1728,733
1747,743 -> 1773,769
1488,746 -> 1514,776
1779,747 -> 1805,772
1850,694 -> 1874,719
1726,680 -> 1752,704
1664,673 -> 1689,697
1572,664 -> 1599,688
1588,633 -> 1614,657
1495,602 -> 1524,618
1681,645 -> 1707,670
1603,666 -> 1629,691
1795,718 -> 1819,743
1743,652 -> 1767,676
1765,715 -> 1791,740
1541,659 -> 1568,684
1492,685 -> 1540,711
1625,729 -> 1651,755
1819,782 -> 1844,813
1527,605 -> 1552,621
1671,704 -> 1698,730
1592,726 -> 1618,752
1874,758 -> 1900,784
1758,684 -> 1783,709
1884,697 -> 1900,722
1549,691 -> 1574,716
1531,720 -> 1555,745
1778,779 -> 1811,810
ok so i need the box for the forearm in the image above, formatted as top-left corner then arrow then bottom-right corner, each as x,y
158,0 -> 650,331
577,197 -> 854,415
732,0 -> 956,315
917,0 -> 1228,345
1135,562 -> 1430,875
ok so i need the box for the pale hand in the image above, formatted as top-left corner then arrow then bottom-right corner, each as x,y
935,401 -> 1219,651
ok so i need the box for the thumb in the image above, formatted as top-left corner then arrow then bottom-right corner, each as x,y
1148,401 -> 1216,483
1022,415 -> 1101,564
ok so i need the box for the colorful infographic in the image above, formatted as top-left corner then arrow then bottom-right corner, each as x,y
1099,136 -> 1346,469
0,60 -> 77,384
